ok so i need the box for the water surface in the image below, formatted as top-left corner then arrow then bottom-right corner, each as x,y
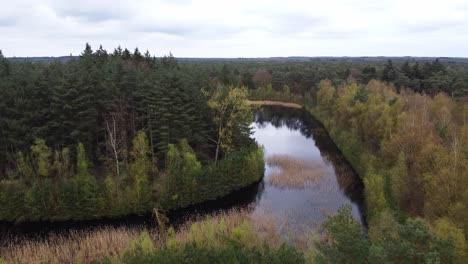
250,106 -> 365,234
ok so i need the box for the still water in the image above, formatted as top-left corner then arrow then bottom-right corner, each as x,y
250,106 -> 365,235
0,106 -> 365,241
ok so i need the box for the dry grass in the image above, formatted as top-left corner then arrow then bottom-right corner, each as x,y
0,209 -> 285,264
250,208 -> 283,247
0,205 -> 325,263
266,155 -> 326,189
0,227 -> 141,264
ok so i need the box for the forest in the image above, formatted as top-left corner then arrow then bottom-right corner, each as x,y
0,44 -> 264,221
0,44 -> 467,263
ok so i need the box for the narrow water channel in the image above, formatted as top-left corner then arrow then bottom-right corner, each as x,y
0,106 -> 365,242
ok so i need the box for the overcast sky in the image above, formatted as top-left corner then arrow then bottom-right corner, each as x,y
1,0 -> 467,57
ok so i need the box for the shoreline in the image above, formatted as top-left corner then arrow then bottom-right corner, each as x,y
248,100 -> 303,109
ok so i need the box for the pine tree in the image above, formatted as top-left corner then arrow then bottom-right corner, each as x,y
382,60 -> 397,82
73,143 -> 98,218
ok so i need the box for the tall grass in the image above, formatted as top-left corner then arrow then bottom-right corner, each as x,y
0,227 -> 141,264
0,209 -> 299,263
266,155 -> 326,189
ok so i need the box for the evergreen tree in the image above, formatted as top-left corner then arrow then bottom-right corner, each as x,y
73,143 -> 99,218
382,60 -> 397,82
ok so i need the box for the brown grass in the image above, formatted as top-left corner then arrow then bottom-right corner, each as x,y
0,208 -> 322,263
0,209 -> 284,264
266,155 -> 326,189
0,227 -> 141,264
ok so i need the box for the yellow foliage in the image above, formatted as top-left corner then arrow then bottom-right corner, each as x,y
432,218 -> 467,263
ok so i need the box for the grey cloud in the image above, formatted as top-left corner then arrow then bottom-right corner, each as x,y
134,22 -> 246,38
136,24 -> 194,36
0,17 -> 16,27
54,6 -> 127,23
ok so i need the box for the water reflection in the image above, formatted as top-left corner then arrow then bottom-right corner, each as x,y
252,106 -> 366,232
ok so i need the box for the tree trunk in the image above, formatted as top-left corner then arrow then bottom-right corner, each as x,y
214,116 -> 224,165
148,111 -> 155,164
106,117 -> 120,177
214,137 -> 221,165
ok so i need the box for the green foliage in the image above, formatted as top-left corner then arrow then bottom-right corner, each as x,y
117,213 -> 304,264
0,45 -> 266,222
16,151 -> 34,180
163,140 -> 202,208
120,240 -> 304,264
0,142 -> 263,221
129,131 -> 153,213
123,231 -> 155,257
314,205 -> 370,264
364,171 -> 388,220
315,205 -> 456,264
207,85 -> 254,163
73,143 -> 100,219
432,218 -> 467,263
30,138 -> 52,177
162,144 -> 264,210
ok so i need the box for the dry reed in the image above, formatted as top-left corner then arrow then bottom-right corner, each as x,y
266,155 -> 326,189
0,209 -> 284,264
0,203 -> 323,263
0,227 -> 140,264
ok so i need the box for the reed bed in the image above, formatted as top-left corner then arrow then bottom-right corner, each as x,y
0,209 -> 288,264
0,227 -> 140,264
266,155 -> 326,189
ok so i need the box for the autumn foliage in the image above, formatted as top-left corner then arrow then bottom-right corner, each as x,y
313,80 -> 468,254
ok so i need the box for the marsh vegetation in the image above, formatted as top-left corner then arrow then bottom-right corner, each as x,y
266,155 -> 326,189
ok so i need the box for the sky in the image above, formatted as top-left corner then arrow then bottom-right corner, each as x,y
1,0 -> 467,57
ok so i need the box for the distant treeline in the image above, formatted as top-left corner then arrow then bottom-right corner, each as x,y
179,56 -> 468,98
6,52 -> 468,98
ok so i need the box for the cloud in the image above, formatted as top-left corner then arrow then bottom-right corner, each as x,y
135,24 -> 194,36
56,8 -> 124,23
266,13 -> 327,35
50,0 -> 132,23
0,17 -> 15,27
0,0 -> 467,57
